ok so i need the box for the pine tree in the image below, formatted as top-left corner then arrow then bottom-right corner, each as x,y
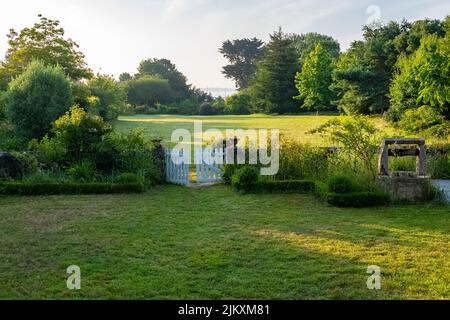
252,28 -> 299,114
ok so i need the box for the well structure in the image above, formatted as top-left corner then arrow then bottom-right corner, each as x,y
377,138 -> 431,202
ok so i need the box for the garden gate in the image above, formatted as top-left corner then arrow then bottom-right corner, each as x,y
165,147 -> 226,186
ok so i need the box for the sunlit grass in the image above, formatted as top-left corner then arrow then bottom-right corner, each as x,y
0,185 -> 448,299
114,114 -> 405,147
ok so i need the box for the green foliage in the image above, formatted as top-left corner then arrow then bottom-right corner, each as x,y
5,61 -> 73,140
231,166 -> 259,192
251,29 -> 299,114
295,43 -> 336,111
125,76 -> 174,108
67,161 -> 98,183
326,191 -> 390,208
290,32 -> 341,65
219,38 -> 265,89
9,152 -> 38,175
0,15 -> 91,89
198,102 -> 217,115
398,106 -> 445,134
327,175 -> 356,194
224,91 -> 252,115
87,74 -> 127,120
116,172 -> 143,184
0,182 -> 143,196
0,121 -> 25,151
309,116 -> 381,179
389,35 -> 450,121
0,91 -> 6,120
138,58 -> 190,101
108,129 -> 163,184
256,180 -> 315,193
276,138 -> 328,180
53,106 -> 112,165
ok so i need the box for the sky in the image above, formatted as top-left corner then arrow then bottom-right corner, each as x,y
0,0 -> 449,89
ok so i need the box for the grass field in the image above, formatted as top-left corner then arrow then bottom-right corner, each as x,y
114,114 -> 404,147
0,185 -> 448,299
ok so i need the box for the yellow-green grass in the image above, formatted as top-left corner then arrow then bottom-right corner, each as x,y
0,185 -> 448,299
114,114 -> 405,147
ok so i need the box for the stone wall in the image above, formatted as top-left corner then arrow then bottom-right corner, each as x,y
377,175 -> 432,202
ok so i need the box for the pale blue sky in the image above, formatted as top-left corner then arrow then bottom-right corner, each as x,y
0,0 -> 449,88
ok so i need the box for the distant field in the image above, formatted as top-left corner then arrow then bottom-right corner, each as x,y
114,114 -> 404,147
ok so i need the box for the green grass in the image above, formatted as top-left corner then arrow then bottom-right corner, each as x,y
114,114 -> 403,147
0,185 -> 448,299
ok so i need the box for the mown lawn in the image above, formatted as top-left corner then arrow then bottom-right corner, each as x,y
113,114 -> 404,147
0,185 -> 448,299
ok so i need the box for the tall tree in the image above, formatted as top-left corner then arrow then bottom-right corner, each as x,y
290,32 -> 340,65
295,43 -> 335,112
138,58 -> 190,101
88,75 -> 127,121
219,38 -> 264,90
5,60 -> 73,140
252,29 -> 299,114
0,15 -> 92,90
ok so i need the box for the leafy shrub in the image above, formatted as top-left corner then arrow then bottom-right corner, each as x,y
224,92 -> 251,115
125,76 -> 174,108
398,106 -> 445,134
67,161 -> 98,183
5,60 -> 73,140
256,180 -> 315,193
87,74 -> 127,120
116,172 -> 143,184
327,175 -> 356,194
222,164 -> 239,185
326,192 -> 390,208
231,166 -> 259,192
0,182 -> 143,196
0,121 -> 25,151
10,152 -> 38,175
28,136 -> 66,168
276,138 -> 328,180
198,102 -> 217,115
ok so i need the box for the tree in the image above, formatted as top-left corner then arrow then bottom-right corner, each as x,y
252,29 -> 299,114
219,38 -> 265,90
119,72 -> 132,82
6,61 -> 72,140
88,75 -> 127,120
389,34 -> 450,120
290,32 -> 340,65
0,15 -> 92,90
295,43 -> 335,111
125,76 -> 174,107
224,91 -> 252,115
138,58 -> 190,101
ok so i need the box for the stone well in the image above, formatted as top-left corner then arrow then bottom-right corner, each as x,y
377,138 -> 431,202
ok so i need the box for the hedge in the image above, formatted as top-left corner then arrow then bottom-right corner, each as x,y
256,180 -> 316,193
326,191 -> 390,208
0,182 -> 144,196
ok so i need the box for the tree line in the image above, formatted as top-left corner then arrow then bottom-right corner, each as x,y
0,14 -> 449,143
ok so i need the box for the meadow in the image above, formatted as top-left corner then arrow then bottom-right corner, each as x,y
0,185 -> 448,299
114,114 -> 404,147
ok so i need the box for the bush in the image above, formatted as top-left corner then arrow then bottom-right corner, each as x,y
224,92 -> 252,115
398,106 -> 445,134
0,182 -> 143,196
125,76 -> 174,108
328,175 -> 356,194
326,191 -> 390,208
222,164 -> 238,185
87,75 -> 127,120
116,172 -> 143,184
198,102 -> 217,115
10,152 -> 38,175
277,139 -> 329,180
231,166 -> 259,192
6,61 -> 73,140
67,161 -> 98,182
256,180 -> 315,193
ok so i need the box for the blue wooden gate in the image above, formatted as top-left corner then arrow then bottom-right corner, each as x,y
165,149 -> 190,186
